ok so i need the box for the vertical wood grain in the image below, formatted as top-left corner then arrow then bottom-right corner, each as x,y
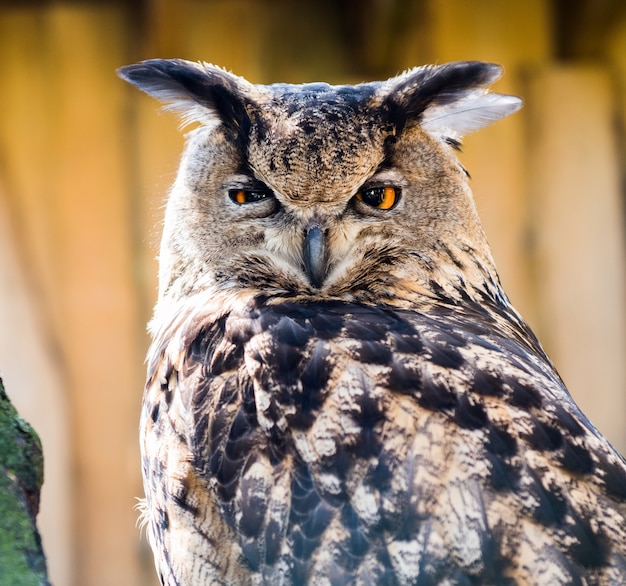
528,66 -> 626,453
45,5 -> 145,585
0,8 -> 74,585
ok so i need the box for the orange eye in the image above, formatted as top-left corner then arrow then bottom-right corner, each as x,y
355,186 -> 398,210
229,189 -> 272,204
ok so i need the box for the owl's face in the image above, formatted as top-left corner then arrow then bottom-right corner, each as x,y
119,60 -> 521,308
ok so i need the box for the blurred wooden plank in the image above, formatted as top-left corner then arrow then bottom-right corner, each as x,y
0,8 -> 62,342
607,16 -> 626,150
554,0 -> 626,59
184,0 -> 346,83
185,0 -> 270,81
44,5 -> 146,585
528,66 -> 626,454
426,0 -> 551,65
0,189 -> 73,586
0,8 -> 74,586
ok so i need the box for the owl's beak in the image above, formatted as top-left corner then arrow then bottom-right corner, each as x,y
303,224 -> 328,288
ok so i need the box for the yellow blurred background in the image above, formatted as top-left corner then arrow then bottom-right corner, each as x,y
0,1 -> 625,584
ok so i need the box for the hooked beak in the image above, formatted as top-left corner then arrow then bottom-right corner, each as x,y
303,224 -> 328,288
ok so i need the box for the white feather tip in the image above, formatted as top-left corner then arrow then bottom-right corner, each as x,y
422,92 -> 522,140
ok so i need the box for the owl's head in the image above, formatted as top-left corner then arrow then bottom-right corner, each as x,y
119,60 -> 521,310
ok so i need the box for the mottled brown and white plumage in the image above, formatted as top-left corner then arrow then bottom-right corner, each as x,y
118,59 -> 626,585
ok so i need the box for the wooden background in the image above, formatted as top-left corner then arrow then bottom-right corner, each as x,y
0,1 -> 625,584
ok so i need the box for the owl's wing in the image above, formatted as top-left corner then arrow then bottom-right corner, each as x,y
145,297 -> 626,585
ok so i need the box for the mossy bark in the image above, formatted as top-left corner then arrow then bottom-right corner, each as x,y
0,378 -> 49,585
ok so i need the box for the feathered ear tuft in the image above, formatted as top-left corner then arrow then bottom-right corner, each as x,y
382,61 -> 522,140
117,59 -> 255,131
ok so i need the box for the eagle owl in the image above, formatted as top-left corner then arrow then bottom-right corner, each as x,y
118,60 -> 626,585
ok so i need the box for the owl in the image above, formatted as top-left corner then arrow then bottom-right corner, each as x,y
118,59 -> 626,585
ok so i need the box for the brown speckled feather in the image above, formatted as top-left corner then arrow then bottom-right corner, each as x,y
142,294 -> 626,585
118,59 -> 626,585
